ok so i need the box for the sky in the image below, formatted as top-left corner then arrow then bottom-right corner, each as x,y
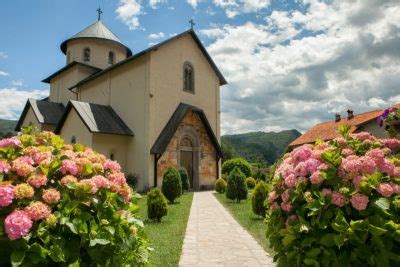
0,0 -> 399,135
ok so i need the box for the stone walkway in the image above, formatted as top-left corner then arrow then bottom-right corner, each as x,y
179,191 -> 275,267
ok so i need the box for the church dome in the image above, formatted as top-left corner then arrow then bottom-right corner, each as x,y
60,20 -> 132,57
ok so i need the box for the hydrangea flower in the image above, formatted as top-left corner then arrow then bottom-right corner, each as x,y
61,159 -> 78,175
14,183 -> 34,199
377,183 -> 394,198
350,193 -> 369,211
0,137 -> 22,148
24,201 -> 51,221
103,159 -> 121,172
0,160 -> 11,174
331,192 -> 348,207
27,174 -> 48,188
0,185 -> 15,207
4,210 -> 33,240
42,188 -> 61,204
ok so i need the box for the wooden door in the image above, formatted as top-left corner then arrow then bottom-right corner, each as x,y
180,151 -> 193,189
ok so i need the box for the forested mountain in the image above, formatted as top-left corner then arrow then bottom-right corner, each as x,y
0,119 -> 17,138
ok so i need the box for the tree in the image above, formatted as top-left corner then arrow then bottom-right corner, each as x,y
251,181 -> 269,217
215,178 -> 227,193
225,167 -> 248,203
147,188 -> 168,222
161,166 -> 182,203
222,158 -> 252,177
178,167 -> 190,192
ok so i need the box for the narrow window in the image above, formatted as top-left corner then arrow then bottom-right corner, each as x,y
71,136 -> 76,144
183,62 -> 195,93
83,48 -> 90,62
110,153 -> 115,160
67,51 -> 71,64
108,51 -> 115,65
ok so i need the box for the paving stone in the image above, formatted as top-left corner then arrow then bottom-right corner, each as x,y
179,191 -> 275,267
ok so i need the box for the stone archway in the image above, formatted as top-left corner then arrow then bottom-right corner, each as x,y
177,125 -> 200,190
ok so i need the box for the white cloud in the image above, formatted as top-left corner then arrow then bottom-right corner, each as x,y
11,80 -> 23,87
0,71 -> 9,76
213,0 -> 270,18
115,0 -> 142,30
0,88 -> 48,120
186,0 -> 199,8
0,52 -> 7,59
203,0 -> 400,134
149,0 -> 164,9
148,32 -> 165,39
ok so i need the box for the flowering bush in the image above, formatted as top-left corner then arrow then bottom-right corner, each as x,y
265,126 -> 400,266
377,106 -> 400,138
0,128 -> 149,266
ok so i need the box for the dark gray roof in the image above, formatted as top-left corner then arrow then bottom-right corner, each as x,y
16,99 -> 65,131
68,29 -> 227,91
55,100 -> 133,136
42,61 -> 102,83
60,21 -> 132,57
150,103 -> 222,157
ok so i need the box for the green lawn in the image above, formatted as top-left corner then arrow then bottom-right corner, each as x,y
138,192 -> 194,267
213,191 -> 274,255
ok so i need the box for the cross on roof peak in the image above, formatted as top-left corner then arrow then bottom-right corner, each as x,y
189,19 -> 195,30
97,7 -> 103,21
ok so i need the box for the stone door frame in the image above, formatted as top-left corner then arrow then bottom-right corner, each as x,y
177,125 -> 200,190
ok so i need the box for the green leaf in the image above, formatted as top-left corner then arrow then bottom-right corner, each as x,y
66,222 -> 78,234
374,198 -> 390,210
332,212 -> 349,233
350,220 -> 369,231
83,163 -> 93,176
306,248 -> 321,259
369,224 -> 388,236
304,258 -> 320,267
334,234 -> 345,248
11,251 -> 25,267
89,238 -> 111,247
73,143 -> 84,152
320,233 -> 335,247
49,245 -> 65,262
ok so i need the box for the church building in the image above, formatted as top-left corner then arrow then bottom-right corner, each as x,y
15,14 -> 227,191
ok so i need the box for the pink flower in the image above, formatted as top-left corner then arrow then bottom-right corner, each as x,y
318,163 -> 328,171
350,132 -> 375,141
377,183 -> 394,198
0,160 -> 11,174
304,158 -> 321,174
331,192 -> 348,207
366,149 -> 385,165
350,193 -> 369,211
310,171 -> 323,186
80,179 -> 98,194
294,162 -> 308,177
103,159 -> 121,172
92,175 -> 111,189
33,152 -> 52,165
267,191 -> 278,204
322,188 -> 332,196
14,183 -> 34,199
394,167 -> 400,178
281,202 -> 292,212
270,202 -> 279,212
341,149 -> 353,156
285,214 -> 297,227
27,174 -> 47,188
4,210 -> 32,240
0,185 -> 15,207
378,159 -> 395,176
61,175 -> 78,185
352,176 -> 365,190
108,172 -> 126,186
118,185 -> 132,202
284,174 -> 296,188
0,137 -> 22,148
359,156 -> 377,174
391,184 -> 400,195
341,156 -> 362,173
11,157 -> 35,177
24,201 -> 51,221
381,139 -> 400,149
292,145 -> 312,162
333,137 -> 347,147
281,189 -> 291,202
61,160 -> 78,176
42,188 -> 61,204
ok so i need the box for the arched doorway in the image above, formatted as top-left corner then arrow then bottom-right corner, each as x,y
178,126 -> 200,190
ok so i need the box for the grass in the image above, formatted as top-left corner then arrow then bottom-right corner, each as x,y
213,191 -> 274,255
138,192 -> 194,267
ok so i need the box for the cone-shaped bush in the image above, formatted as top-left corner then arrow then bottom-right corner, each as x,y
161,166 -> 182,203
178,167 -> 190,192
222,158 -> 252,177
251,180 -> 269,217
225,167 -> 248,203
246,177 -> 256,189
147,188 -> 168,222
215,178 -> 227,193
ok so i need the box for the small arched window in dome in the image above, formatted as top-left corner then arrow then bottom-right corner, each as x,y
83,48 -> 90,62
71,136 -> 76,144
67,51 -> 72,64
183,62 -> 195,93
108,51 -> 115,65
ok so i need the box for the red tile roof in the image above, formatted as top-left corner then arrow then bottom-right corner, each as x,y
289,104 -> 400,147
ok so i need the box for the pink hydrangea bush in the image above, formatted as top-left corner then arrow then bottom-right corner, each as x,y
0,128 -> 149,265
266,126 -> 400,266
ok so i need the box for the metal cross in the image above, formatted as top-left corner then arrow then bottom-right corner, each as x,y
97,7 -> 103,21
189,19 -> 195,30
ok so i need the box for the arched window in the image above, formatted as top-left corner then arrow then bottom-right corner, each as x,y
180,136 -> 193,147
71,136 -> 76,144
83,48 -> 90,62
110,153 -> 115,160
108,51 -> 114,65
183,62 -> 194,93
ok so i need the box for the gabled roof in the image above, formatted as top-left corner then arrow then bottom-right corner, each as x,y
68,29 -> 227,91
151,103 -> 222,157
289,104 -> 400,147
15,99 -> 65,131
55,100 -> 133,136
60,20 -> 132,57
42,61 -> 102,83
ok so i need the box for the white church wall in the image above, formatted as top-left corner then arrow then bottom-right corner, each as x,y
59,108 -> 92,147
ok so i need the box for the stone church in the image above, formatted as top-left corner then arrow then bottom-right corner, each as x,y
15,16 -> 226,191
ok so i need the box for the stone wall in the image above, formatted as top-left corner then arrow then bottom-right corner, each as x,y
157,110 -> 217,189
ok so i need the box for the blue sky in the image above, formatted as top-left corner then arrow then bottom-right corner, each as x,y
1,0 -> 400,134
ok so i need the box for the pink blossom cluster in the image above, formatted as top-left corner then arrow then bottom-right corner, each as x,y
103,159 -> 121,172
4,210 -> 32,240
0,137 -> 22,148
11,156 -> 35,177
60,159 -> 78,175
0,185 -> 15,207
0,160 -> 11,174
42,188 -> 60,204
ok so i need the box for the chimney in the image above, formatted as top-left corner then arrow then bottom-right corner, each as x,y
335,113 -> 341,122
347,109 -> 354,119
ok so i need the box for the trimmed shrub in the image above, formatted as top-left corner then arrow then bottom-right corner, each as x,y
225,167 -> 248,203
147,188 -> 168,222
215,178 -> 227,193
178,167 -> 190,192
251,180 -> 269,217
265,127 -> 400,266
161,166 -> 182,203
222,158 -> 252,177
0,128 -> 149,266
246,177 -> 256,189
